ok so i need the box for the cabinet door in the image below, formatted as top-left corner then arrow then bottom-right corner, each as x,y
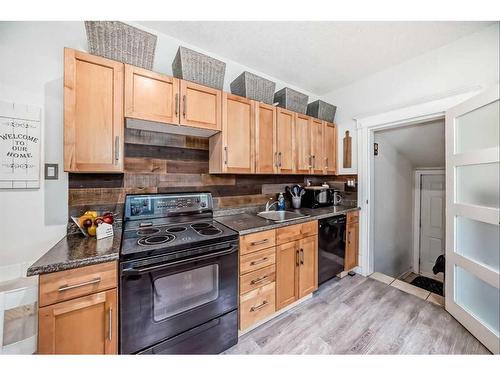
295,114 -> 312,174
124,65 -> 179,124
64,48 -> 124,172
222,93 -> 255,173
311,119 -> 324,174
276,108 -> 295,174
276,241 -> 299,310
298,236 -> 318,298
38,289 -> 117,354
345,221 -> 359,271
255,102 -> 277,173
179,80 -> 222,131
324,122 -> 337,174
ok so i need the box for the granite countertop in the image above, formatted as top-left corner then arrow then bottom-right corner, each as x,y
215,205 -> 360,235
26,232 -> 121,276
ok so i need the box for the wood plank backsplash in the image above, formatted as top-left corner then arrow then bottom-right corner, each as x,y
68,128 -> 357,219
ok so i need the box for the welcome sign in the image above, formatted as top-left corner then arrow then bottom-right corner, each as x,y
0,101 -> 41,189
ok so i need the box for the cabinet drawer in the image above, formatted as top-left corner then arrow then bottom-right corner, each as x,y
240,229 -> 276,255
239,282 -> 276,330
276,220 -> 318,244
39,262 -> 117,307
240,264 -> 275,295
240,247 -> 276,275
347,210 -> 359,224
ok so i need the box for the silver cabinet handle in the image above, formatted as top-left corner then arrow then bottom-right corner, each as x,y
250,239 -> 268,246
107,307 -> 112,341
312,155 -> 316,169
175,93 -> 179,117
182,95 -> 187,118
250,275 -> 268,285
114,136 -> 120,164
278,152 -> 282,168
224,146 -> 228,165
58,277 -> 101,292
250,257 -> 269,266
250,300 -> 268,312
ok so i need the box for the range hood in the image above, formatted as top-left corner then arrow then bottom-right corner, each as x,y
126,118 -> 220,138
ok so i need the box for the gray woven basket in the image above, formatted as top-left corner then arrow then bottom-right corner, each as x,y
273,87 -> 309,114
230,71 -> 276,104
307,100 -> 337,122
172,46 -> 226,90
85,21 -> 157,70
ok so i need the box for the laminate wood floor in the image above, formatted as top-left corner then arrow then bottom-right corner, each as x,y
225,274 -> 490,354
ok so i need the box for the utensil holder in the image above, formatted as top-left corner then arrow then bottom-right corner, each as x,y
292,196 -> 302,209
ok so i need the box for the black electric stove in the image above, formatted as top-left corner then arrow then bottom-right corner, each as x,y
119,192 -> 239,354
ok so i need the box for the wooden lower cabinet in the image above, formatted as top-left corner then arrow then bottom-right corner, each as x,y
276,235 -> 318,310
344,211 -> 360,271
298,236 -> 318,298
239,283 -> 276,331
38,288 -> 117,354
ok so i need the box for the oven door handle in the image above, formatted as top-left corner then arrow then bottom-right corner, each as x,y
122,245 -> 237,276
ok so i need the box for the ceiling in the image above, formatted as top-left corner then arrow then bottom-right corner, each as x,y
375,119 -> 445,168
139,21 -> 493,95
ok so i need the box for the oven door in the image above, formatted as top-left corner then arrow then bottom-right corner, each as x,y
120,240 -> 238,354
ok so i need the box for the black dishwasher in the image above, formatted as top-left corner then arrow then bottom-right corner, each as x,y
318,215 -> 346,285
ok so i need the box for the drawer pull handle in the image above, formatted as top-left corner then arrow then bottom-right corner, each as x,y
175,93 -> 179,117
58,277 -> 101,292
250,239 -> 268,246
250,257 -> 269,266
250,275 -> 268,285
300,248 -> 304,265
250,300 -> 268,312
183,95 -> 187,118
107,307 -> 113,341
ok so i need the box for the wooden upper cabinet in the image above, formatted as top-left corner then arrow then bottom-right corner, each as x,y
324,122 -> 337,175
38,289 -> 117,354
311,118 -> 324,174
222,93 -> 255,173
295,114 -> 311,174
124,65 -> 179,124
64,48 -> 124,173
255,102 -> 277,173
276,108 -> 295,174
179,80 -> 222,131
298,235 -> 318,298
276,241 -> 299,310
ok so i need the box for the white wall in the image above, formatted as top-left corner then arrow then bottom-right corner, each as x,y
0,21 -> 322,273
324,23 -> 500,175
373,134 -> 414,278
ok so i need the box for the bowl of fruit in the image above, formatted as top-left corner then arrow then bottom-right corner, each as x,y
72,211 -> 115,237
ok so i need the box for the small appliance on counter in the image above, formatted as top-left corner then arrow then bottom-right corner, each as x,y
302,184 -> 342,208
119,192 -> 239,354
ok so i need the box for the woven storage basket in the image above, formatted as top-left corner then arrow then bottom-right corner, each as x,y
230,71 -> 276,104
172,46 -> 226,90
85,21 -> 157,70
307,100 -> 337,122
273,87 -> 309,114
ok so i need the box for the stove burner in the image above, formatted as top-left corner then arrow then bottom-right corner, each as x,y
197,228 -> 222,236
138,234 -> 175,246
166,226 -> 186,233
137,228 -> 160,236
191,222 -> 212,230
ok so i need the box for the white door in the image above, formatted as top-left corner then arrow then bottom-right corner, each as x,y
445,84 -> 499,354
419,173 -> 445,279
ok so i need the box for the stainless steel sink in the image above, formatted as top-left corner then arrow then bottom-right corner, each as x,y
257,210 -> 309,223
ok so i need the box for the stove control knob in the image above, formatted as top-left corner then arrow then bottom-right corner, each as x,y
200,201 -> 207,208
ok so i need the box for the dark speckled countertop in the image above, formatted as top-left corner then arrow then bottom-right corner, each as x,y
26,232 -> 121,276
215,205 -> 360,235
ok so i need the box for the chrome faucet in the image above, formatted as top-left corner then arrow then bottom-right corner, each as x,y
265,198 -> 279,212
